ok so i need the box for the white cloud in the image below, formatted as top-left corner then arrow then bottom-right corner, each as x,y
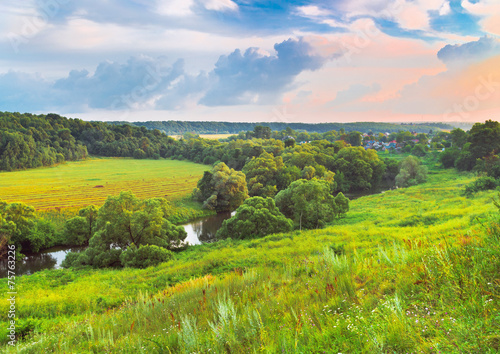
439,1 -> 451,16
462,0 -> 500,36
157,0 -> 194,17
201,0 -> 238,12
296,5 -> 330,17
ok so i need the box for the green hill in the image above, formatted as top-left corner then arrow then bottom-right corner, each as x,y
2,161 -> 499,353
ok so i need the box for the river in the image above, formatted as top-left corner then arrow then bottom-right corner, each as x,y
0,212 -> 234,277
1,184 -> 393,277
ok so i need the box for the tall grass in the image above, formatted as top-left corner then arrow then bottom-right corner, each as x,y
2,168 -> 500,352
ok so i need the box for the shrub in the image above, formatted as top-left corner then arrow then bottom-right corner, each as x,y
463,176 -> 498,197
120,244 -> 174,268
216,197 -> 293,240
395,156 -> 427,188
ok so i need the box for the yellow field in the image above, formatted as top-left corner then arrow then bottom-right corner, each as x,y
171,134 -> 234,140
0,158 -> 208,210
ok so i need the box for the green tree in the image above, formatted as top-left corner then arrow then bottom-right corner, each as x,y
242,152 -> 284,197
411,144 -> 427,157
216,197 -> 293,239
468,120 -> 500,159
395,156 -> 427,188
450,128 -> 467,149
346,131 -> 362,147
63,192 -> 186,268
196,163 -> 249,213
455,143 -> 476,171
275,179 -> 349,230
439,148 -> 459,168
63,205 -> 98,246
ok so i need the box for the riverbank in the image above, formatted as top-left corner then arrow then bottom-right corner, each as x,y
2,168 -> 498,352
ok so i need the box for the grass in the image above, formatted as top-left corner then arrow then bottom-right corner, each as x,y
0,158 -> 209,211
1,161 -> 500,352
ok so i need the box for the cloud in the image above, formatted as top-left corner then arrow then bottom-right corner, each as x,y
157,0 -> 195,17
200,0 -> 238,12
0,37 -> 338,112
0,56 -> 208,113
462,0 -> 500,36
437,36 -> 500,66
199,37 -> 335,106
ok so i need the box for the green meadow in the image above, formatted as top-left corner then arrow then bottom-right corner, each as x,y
2,159 -> 499,353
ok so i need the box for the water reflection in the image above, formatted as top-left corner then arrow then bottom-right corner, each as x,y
1,211 -> 236,277
0,246 -> 85,278
183,211 -> 234,245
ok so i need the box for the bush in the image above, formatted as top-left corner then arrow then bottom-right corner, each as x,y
395,156 -> 427,188
216,197 -> 293,240
120,244 -> 174,268
463,176 -> 499,197
439,148 -> 458,168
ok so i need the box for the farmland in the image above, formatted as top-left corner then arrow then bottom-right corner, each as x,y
0,158 -> 209,211
170,134 -> 234,140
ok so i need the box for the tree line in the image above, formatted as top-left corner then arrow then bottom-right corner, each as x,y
121,120 -> 452,135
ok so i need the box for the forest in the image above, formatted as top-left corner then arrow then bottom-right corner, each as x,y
113,120 -> 463,135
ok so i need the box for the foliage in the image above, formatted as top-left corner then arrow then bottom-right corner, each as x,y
63,205 -> 98,246
120,244 -> 174,268
0,200 -> 56,254
63,192 -> 186,268
454,144 -> 476,171
242,151 -> 284,197
439,148 -> 459,168
410,144 -> 427,157
216,197 -> 293,239
275,179 -> 349,229
468,120 -> 500,160
334,147 -> 385,190
194,162 -> 249,213
395,156 -> 427,188
463,176 -> 499,197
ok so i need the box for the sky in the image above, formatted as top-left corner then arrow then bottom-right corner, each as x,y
0,0 -> 499,123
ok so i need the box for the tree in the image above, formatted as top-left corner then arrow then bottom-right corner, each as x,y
450,128 -> 467,149
346,131 -> 362,147
439,148 -> 459,168
195,162 -> 249,213
275,179 -> 349,230
242,152 -> 284,197
216,197 -> 293,239
395,156 -> 427,188
284,138 -> 295,148
455,143 -> 476,171
63,192 -> 186,268
333,147 -> 385,191
334,192 -> 349,218
63,205 -> 98,246
253,125 -> 272,139
468,120 -> 500,160
411,144 -> 427,157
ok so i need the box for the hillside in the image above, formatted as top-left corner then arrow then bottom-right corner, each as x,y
2,163 -> 499,353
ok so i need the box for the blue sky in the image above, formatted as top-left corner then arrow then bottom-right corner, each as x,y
0,0 -> 499,122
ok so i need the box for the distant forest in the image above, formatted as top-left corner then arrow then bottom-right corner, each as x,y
0,111 -> 471,173
110,120 -> 469,135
